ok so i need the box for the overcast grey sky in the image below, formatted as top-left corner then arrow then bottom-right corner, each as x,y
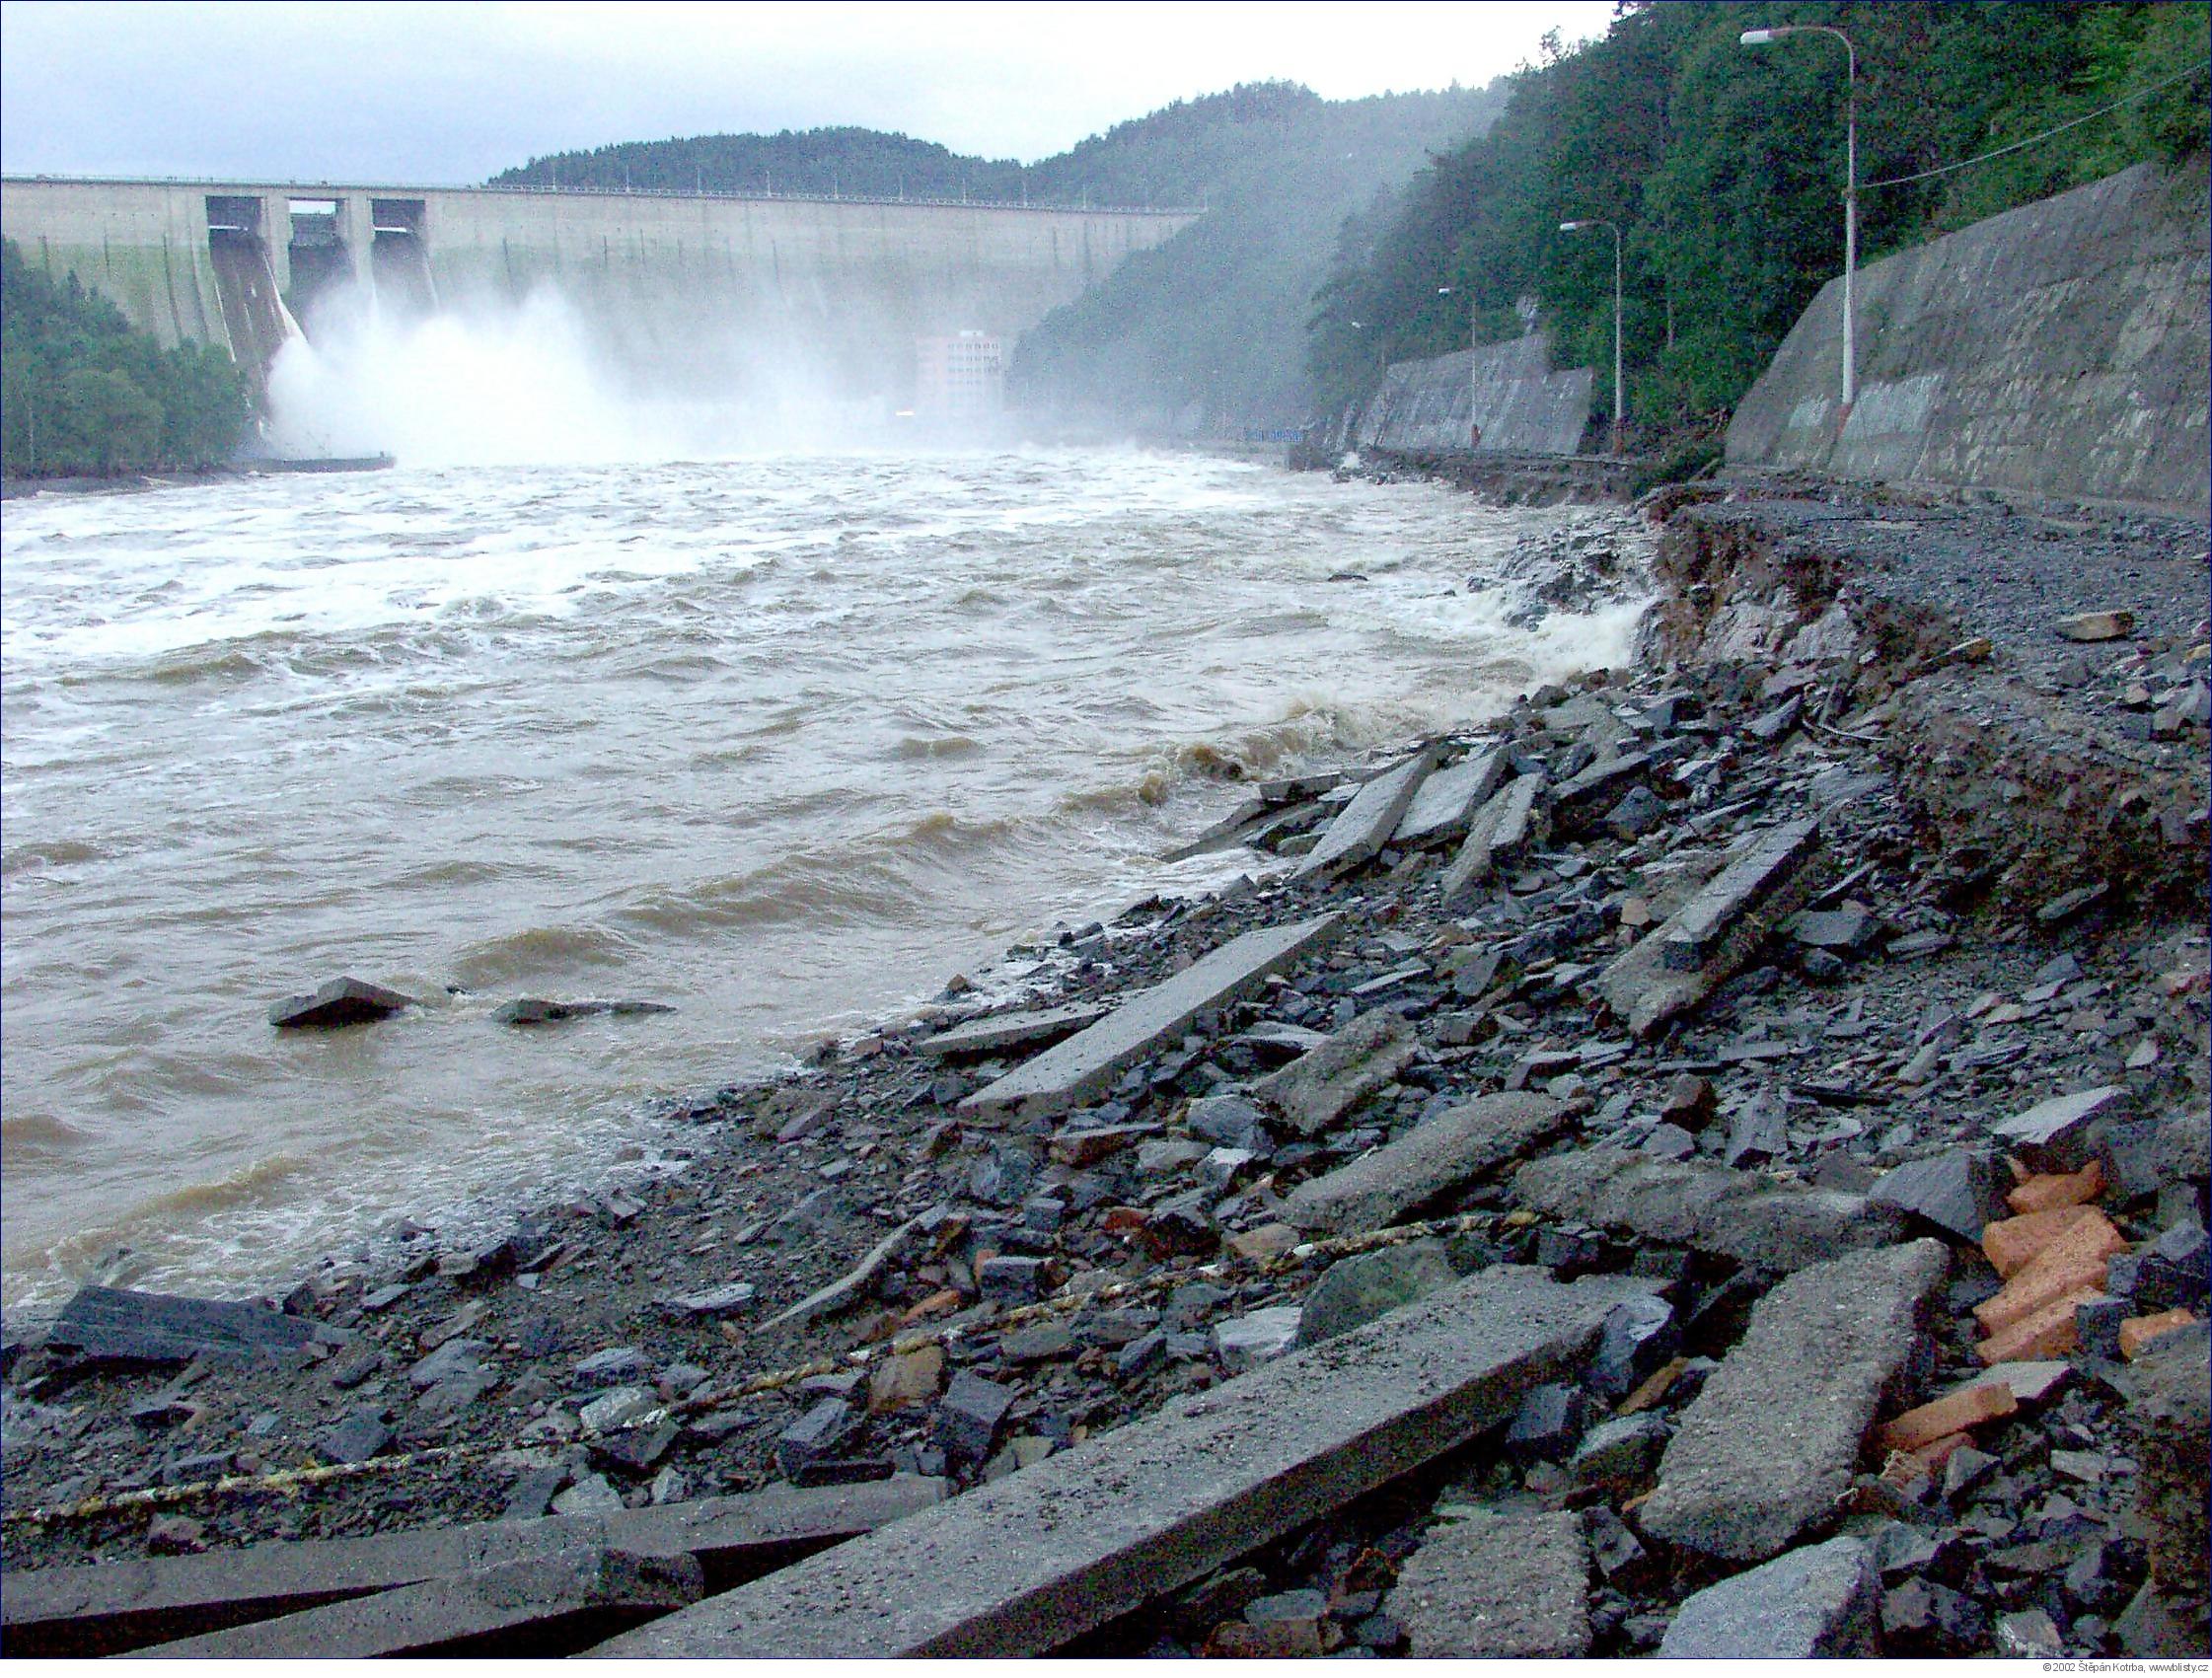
1,1 -> 1615,182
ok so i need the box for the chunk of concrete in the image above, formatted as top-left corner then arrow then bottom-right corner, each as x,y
584,1268 -> 1658,1659
917,1003 -> 1110,1060
1657,1536 -> 1880,1658
1392,748 -> 1507,847
1512,1149 -> 1909,1274
1640,1241 -> 1950,1563
1386,1507 -> 1589,1658
1251,1008 -> 1416,1137
1,1477 -> 948,1657
1549,750 -> 1657,832
1440,774 -> 1546,903
1287,1093 -> 1571,1235
1659,819 -> 1820,973
1991,1085 -> 2132,1173
2054,610 -> 2135,642
1212,1307 -> 1302,1374
1296,748 -> 1439,879
125,1546 -> 704,1659
268,977 -> 417,1030
960,916 -> 1341,1121
47,1286 -> 331,1368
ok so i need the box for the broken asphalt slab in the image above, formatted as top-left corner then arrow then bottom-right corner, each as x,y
1385,1505 -> 1590,1658
1511,1149 -> 1909,1273
1,1476 -> 946,1657
1285,1093 -> 1573,1236
45,1286 -> 338,1369
1640,1239 -> 1950,1563
124,1545 -> 705,1659
916,1002 -> 1111,1060
1295,748 -> 1438,879
584,1267 -> 1657,1658
959,915 -> 1341,1121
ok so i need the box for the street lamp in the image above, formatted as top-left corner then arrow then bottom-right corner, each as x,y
1740,24 -> 1858,408
1558,220 -> 1623,454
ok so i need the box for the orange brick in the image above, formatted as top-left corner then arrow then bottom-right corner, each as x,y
1982,1204 -> 2101,1277
2119,1308 -> 2201,1359
1977,1288 -> 2099,1365
1910,1430 -> 1974,1471
2006,1160 -> 2103,1216
1874,1382 -> 2019,1453
1975,1211 -> 2129,1336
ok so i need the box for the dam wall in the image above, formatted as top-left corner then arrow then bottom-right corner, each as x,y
1356,333 -> 1593,458
0,178 -> 1197,405
1726,161 -> 2211,513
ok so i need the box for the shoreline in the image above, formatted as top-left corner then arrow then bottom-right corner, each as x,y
2,472 -> 2204,1659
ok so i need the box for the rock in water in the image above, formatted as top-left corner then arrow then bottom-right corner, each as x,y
495,997 -> 676,1025
269,977 -> 417,1030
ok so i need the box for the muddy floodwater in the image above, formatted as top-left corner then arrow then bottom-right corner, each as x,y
0,449 -> 1646,1305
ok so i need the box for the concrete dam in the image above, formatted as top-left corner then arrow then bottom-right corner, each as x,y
0,177 -> 1198,411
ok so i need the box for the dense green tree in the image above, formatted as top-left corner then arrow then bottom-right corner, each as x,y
3,240 -> 254,475
1309,2 -> 2209,431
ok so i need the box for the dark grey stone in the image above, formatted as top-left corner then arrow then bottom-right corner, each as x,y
571,1347 -> 648,1384
317,1412 -> 393,1467
1870,1148 -> 2003,1242
268,977 -> 417,1030
1387,1508 -> 1589,1657
776,1399 -> 859,1480
1503,1382 -> 1585,1461
48,1286 -> 330,1368
1569,1414 -> 1669,1496
934,1371 -> 1015,1467
1586,1294 -> 1679,1402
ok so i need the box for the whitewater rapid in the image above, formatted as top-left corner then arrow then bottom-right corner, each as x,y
0,449 -> 1647,1305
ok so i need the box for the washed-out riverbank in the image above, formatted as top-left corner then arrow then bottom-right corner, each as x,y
1,472 -> 2205,1660
0,450 -> 1650,1308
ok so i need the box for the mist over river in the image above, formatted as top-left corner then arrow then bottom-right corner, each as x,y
0,450 -> 1647,1307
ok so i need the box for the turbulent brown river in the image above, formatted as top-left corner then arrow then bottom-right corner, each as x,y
1,450 -> 1647,1307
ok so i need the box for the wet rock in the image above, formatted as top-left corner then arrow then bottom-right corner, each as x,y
47,1285 -> 330,1368
1658,1537 -> 1879,1658
269,977 -> 417,1030
1387,1507 -> 1589,1658
495,997 -> 674,1025
1297,1241 -> 1456,1346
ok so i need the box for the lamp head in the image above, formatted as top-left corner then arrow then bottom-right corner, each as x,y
1739,28 -> 1778,44
1559,221 -> 1587,233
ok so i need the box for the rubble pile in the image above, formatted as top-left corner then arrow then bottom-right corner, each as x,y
2,487 -> 2205,1658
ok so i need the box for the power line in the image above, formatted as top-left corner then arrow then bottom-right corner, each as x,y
1864,58 -> 2210,190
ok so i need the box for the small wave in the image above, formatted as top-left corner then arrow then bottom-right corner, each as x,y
0,838 -> 111,875
450,921 -> 642,985
130,1152 -> 313,1219
615,811 -> 1025,934
1,1110 -> 91,1159
888,734 -> 983,761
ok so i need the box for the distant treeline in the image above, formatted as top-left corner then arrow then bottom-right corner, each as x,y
1309,1 -> 2211,428
3,240 -> 253,476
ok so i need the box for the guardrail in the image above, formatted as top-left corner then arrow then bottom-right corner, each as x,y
1,174 -> 1205,218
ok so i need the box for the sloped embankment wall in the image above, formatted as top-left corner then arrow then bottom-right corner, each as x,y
1358,333 -> 1593,457
1727,161 -> 2210,513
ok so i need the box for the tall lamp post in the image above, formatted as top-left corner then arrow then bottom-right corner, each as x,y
1557,220 -> 1623,454
1740,24 -> 1858,409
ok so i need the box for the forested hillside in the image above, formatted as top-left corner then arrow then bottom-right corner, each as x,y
1,240 -> 253,476
1007,83 -> 1504,432
1310,1 -> 2210,431
493,127 -> 1035,202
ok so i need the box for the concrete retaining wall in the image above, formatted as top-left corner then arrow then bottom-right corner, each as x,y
1726,162 -> 2211,513
0,178 -> 1194,402
1357,334 -> 1593,457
